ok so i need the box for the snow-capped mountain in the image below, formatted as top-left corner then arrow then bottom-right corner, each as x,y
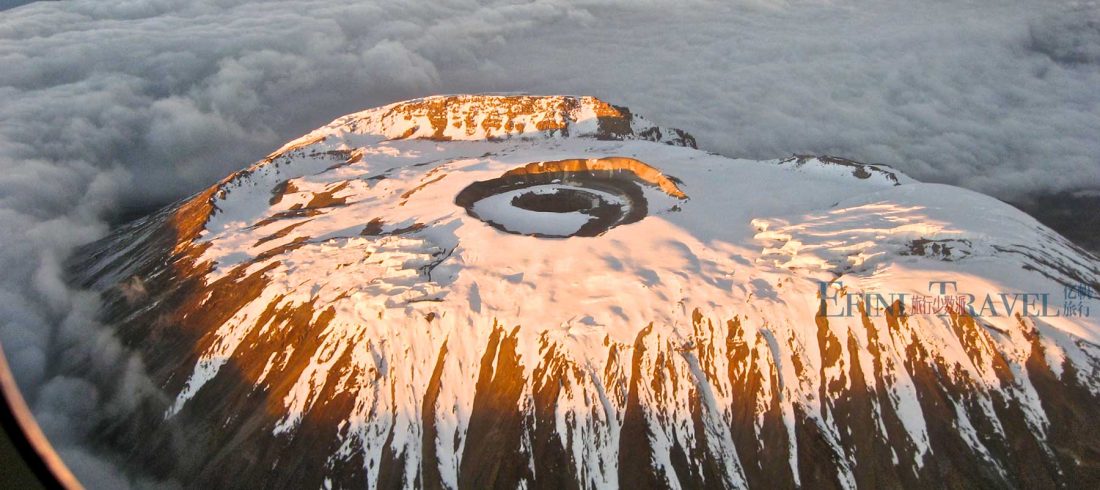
71,95 -> 1100,489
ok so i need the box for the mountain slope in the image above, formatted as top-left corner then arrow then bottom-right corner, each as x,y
70,95 -> 1100,489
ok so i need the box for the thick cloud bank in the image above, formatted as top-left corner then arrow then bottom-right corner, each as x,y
1,0 -> 1098,487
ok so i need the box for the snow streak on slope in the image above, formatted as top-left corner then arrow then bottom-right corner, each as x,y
72,95 -> 1100,489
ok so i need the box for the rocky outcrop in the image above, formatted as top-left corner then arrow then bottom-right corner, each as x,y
318,94 -> 697,147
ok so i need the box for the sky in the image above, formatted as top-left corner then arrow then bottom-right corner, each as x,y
0,0 -> 1098,487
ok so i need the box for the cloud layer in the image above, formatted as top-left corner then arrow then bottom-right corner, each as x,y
1,0 -> 1098,486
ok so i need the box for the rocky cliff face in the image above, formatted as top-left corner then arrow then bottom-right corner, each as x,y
70,95 -> 1100,489
315,94 -> 696,146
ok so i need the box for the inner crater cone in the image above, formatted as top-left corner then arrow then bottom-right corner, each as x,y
510,188 -> 604,213
455,156 -> 688,237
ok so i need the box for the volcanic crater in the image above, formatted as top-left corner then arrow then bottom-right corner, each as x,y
454,156 -> 687,238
